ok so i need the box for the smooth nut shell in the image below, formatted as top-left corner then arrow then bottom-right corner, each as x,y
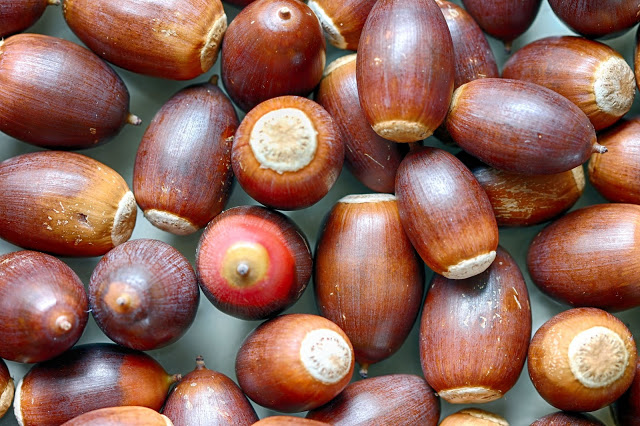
0,0 -> 58,38
307,0 -> 376,50
0,359 -> 13,420
548,0 -> 640,39
460,0 -> 542,45
61,406 -> 173,426
531,412 -> 605,426
255,417 -> 328,425
440,408 -> 509,426
611,359 -> 640,426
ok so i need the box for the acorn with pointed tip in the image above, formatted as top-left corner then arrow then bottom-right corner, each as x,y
440,408 -> 509,426
0,0 -> 60,37
548,0 -> 640,39
61,406 -> 173,426
307,0 -> 376,50
0,359 -> 13,419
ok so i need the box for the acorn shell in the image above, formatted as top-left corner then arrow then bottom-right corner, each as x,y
306,0 -> 376,50
61,406 -> 173,426
531,412 -> 605,426
0,250 -> 88,363
133,77 -> 238,235
611,359 -> 640,426
0,33 -> 138,149
0,151 -> 136,256
440,408 -> 509,426
0,359 -> 13,420
548,0 -> 640,39
62,0 -> 227,80
0,0 -> 58,38
255,417 -> 328,426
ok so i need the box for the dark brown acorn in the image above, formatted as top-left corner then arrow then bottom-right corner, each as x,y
0,151 -> 137,256
0,0 -> 59,38
395,147 -> 499,279
89,239 -> 199,351
307,0 -> 376,50
255,417 -> 328,425
162,356 -> 258,426
0,34 -> 139,149
14,343 -> 181,426
611,359 -> 640,425
531,412 -> 605,426
61,406 -> 173,426
445,78 -> 604,175
420,247 -> 531,403
63,0 -> 227,80
527,203 -> 640,311
221,0 -> 326,112
314,194 -> 424,376
0,359 -> 13,419
306,374 -> 440,425
548,0 -> 640,39
440,409 -> 508,425
0,250 -> 88,363
356,0 -> 454,142
133,76 -> 238,235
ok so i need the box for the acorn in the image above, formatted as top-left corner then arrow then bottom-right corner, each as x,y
314,194 -> 424,376
306,374 -> 440,425
307,0 -> 376,50
196,206 -> 312,320
531,412 -> 605,426
395,147 -> 499,279
528,308 -> 637,412
61,406 -> 173,426
14,343 -> 181,426
0,151 -> 136,256
0,250 -> 88,363
440,409 -> 508,426
162,356 -> 258,426
588,118 -> 640,204
231,96 -> 344,210
502,36 -> 635,131
0,0 -> 59,38
527,203 -> 640,311
0,359 -> 13,420
224,0 -> 254,6
235,314 -> 354,412
445,78 -> 604,175
62,0 -> 226,80
548,0 -> 640,39
133,76 -> 238,235
0,33 -> 139,149
611,359 -> 640,425
221,0 -> 326,112
356,0 -> 454,143
254,417 -> 329,425
89,239 -> 199,351
420,247 -> 531,403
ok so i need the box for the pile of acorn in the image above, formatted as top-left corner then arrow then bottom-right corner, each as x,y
0,0 -> 640,424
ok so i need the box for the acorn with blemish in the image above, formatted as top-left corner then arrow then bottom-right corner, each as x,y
61,407 -> 173,426
307,0 -> 376,50
531,412 -> 605,426
440,408 -> 509,426
548,0 -> 640,39
0,359 -> 13,420
0,0 -> 60,37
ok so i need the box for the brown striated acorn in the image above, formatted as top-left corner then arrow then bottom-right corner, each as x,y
0,151 -> 136,256
440,408 -> 509,425
0,250 -> 88,363
307,0 -> 376,50
255,417 -> 329,425
133,76 -> 238,235
306,374 -> 440,425
162,356 -> 258,426
548,0 -> 640,39
528,308 -> 637,412
0,359 -> 13,420
61,406 -> 173,425
445,78 -> 604,175
420,247 -> 531,403
502,36 -> 635,131
357,0 -> 454,143
395,147 -> 498,279
63,0 -> 227,80
0,0 -> 59,38
611,359 -> 640,426
527,203 -> 640,311
0,34 -> 139,149
531,412 -> 605,426
14,343 -> 181,426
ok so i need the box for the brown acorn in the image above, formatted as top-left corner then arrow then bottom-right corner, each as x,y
133,76 -> 238,235
528,308 -> 637,412
0,151 -> 136,256
445,78 -> 604,175
14,343 -> 181,426
0,359 -> 13,420
531,412 -> 605,426
356,0 -> 454,142
548,0 -> 640,39
307,0 -> 376,50
306,374 -> 440,425
0,250 -> 88,363
588,118 -> 640,204
611,359 -> 640,425
440,409 -> 509,425
255,417 -> 329,425
395,147 -> 499,279
420,247 -> 531,403
162,356 -> 258,426
235,314 -> 354,413
0,34 -> 139,149
221,0 -> 326,112
63,0 -> 227,80
61,406 -> 173,426
527,203 -> 640,311
502,36 -> 635,131
0,0 -> 59,38
314,194 -> 424,376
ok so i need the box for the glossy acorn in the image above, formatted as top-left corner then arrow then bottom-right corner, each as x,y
531,412 -> 605,426
255,417 -> 328,426
548,0 -> 640,39
61,406 -> 173,426
307,0 -> 376,50
0,359 -> 13,420
440,409 -> 509,426
611,359 -> 640,426
0,0 -> 59,38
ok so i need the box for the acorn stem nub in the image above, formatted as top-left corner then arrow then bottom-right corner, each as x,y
593,143 -> 608,154
127,113 -> 142,126
279,7 -> 291,19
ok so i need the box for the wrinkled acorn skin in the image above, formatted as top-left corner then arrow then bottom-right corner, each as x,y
0,34 -> 134,149
0,251 -> 88,363
61,406 -> 173,426
0,0 -> 57,38
548,0 -> 640,39
440,408 -> 508,425
133,79 -> 238,235
502,36 -> 635,131
15,343 -> 180,426
89,239 -> 199,351
611,359 -> 640,426
221,0 -> 326,112
460,0 -> 541,46
306,374 -> 439,425
255,417 -> 328,425
446,78 -> 601,175
314,194 -> 424,373
63,0 -> 227,80
588,118 -> 640,204
420,247 -> 531,403
395,147 -> 499,279
316,55 -> 406,193
0,151 -> 136,257
357,0 -> 454,143
531,412 -> 605,426
527,204 -> 640,311
0,359 -> 13,420
196,206 -> 312,320
307,0 -> 376,50
163,357 -> 258,426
